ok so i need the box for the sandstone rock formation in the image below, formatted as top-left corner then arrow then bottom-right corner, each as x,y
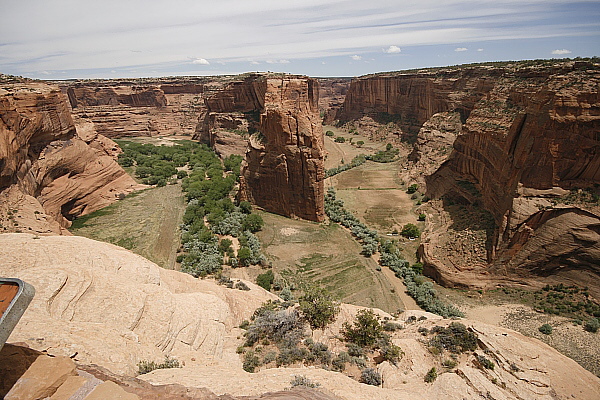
3,233 -> 599,400
0,81 -> 141,233
317,78 -> 351,125
201,74 -> 325,222
338,60 -> 600,292
57,77 -> 217,139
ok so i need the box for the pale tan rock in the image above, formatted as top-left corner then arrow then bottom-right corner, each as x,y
1,233 -> 277,376
86,380 -> 139,400
5,355 -> 76,400
49,375 -> 87,400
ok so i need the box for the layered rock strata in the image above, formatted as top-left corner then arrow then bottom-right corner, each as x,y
201,75 -> 325,222
57,77 -> 219,139
0,80 -> 140,233
339,61 -> 600,290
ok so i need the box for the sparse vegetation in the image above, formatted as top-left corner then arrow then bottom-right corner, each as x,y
298,285 -> 340,330
137,356 -> 181,375
290,375 -> 321,388
424,367 -> 437,383
360,368 -> 382,386
428,322 -> 478,353
539,323 -> 553,335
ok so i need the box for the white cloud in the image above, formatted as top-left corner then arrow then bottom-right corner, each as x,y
351,55 -> 362,61
551,49 -> 572,55
266,59 -> 290,64
192,58 -> 210,65
477,48 -> 484,52
250,61 -> 260,65
455,47 -> 468,52
384,45 -> 401,54
40,70 -> 50,75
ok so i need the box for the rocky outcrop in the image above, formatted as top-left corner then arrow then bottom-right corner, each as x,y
317,78 -> 351,125
338,60 -> 600,290
0,81 -> 140,233
57,77 -> 215,138
202,75 -> 325,222
3,233 -> 599,400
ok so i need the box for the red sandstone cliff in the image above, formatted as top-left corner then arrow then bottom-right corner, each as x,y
57,77 -> 214,139
338,60 -> 600,290
0,78 -> 141,234
201,74 -> 325,222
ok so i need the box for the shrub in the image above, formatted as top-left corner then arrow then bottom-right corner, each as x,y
235,281 -> 250,291
256,270 -> 275,291
442,359 -> 457,369
429,322 -> 478,353
325,130 -> 335,137
400,223 -> 420,238
243,350 -> 261,372
243,213 -> 264,233
418,213 -> 426,221
290,375 -> 321,388
476,354 -> 495,370
407,184 -> 419,194
383,321 -> 403,331
585,318 -> 600,333
356,140 -> 364,147
538,323 -> 553,335
424,367 -> 437,383
137,356 -> 180,375
342,309 -> 383,348
360,368 -> 382,386
377,336 -> 403,365
334,136 -> 346,143
298,286 -> 340,330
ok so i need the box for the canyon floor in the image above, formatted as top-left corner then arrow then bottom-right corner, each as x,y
65,131 -> 600,379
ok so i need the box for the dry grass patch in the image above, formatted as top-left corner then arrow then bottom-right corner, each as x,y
70,184 -> 185,269
256,211 -> 403,313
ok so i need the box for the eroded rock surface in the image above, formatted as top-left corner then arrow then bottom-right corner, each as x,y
339,61 -> 600,291
0,81 -> 141,233
201,74 -> 325,222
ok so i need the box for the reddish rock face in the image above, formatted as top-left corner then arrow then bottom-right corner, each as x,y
203,74 -> 325,222
0,81 -> 140,234
338,61 -> 600,290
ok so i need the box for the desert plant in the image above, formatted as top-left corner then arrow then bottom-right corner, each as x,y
585,318 -> 600,333
424,367 -> 437,383
137,356 -> 180,375
360,368 -> 382,386
407,184 -> 419,194
538,323 -> 553,335
243,350 -> 261,372
298,286 -> 340,330
290,375 -> 321,388
342,309 -> 383,348
256,270 -> 275,291
476,354 -> 495,370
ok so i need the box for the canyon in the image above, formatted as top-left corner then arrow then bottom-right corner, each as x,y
336,60 -> 600,294
1,59 -> 600,399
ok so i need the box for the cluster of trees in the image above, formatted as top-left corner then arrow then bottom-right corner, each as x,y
117,140 -> 208,186
119,141 -> 265,277
325,155 -> 367,178
365,143 -> 399,163
378,243 -> 464,318
325,188 -> 379,256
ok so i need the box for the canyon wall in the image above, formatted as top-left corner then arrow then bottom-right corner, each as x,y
56,77 -> 221,139
0,78 -> 140,233
338,61 -> 600,289
201,74 -> 325,221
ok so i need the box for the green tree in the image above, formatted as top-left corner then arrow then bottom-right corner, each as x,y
243,214 -> 264,233
341,309 -> 383,348
237,247 -> 252,267
400,223 -> 420,238
256,270 -> 275,291
334,136 -> 346,143
239,201 -> 252,214
356,140 -> 364,147
299,286 -> 340,330
325,130 -> 334,137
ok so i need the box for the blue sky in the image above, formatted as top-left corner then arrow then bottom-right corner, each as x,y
1,0 -> 599,79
